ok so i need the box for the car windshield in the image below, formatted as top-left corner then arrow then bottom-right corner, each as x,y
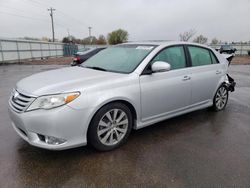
81,45 -> 156,73
222,45 -> 231,50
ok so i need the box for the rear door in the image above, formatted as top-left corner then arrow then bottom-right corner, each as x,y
186,45 -> 224,105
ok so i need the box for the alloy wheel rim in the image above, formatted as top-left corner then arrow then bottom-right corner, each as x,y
215,87 -> 228,110
97,109 -> 128,146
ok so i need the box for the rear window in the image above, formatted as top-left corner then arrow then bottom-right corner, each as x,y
188,46 -> 212,67
210,51 -> 219,64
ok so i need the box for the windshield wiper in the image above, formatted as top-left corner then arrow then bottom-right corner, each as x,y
82,66 -> 107,72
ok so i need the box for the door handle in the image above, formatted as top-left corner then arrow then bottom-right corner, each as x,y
182,76 -> 191,81
216,70 -> 222,74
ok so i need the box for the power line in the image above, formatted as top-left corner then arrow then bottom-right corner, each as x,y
0,10 -> 86,35
0,11 -> 85,33
56,9 -> 89,27
1,0 -> 91,39
0,11 -> 48,22
0,5 -> 47,18
3,0 -> 91,31
26,0 -> 90,29
0,10 -> 86,40
54,22 -> 89,36
26,0 -> 48,8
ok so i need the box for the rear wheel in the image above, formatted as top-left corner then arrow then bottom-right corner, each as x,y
212,85 -> 228,111
88,103 -> 132,151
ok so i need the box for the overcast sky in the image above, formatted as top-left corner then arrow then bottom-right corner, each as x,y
0,0 -> 249,42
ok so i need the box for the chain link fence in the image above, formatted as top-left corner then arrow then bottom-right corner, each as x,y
0,38 -> 64,63
0,38 -> 86,63
210,44 -> 250,55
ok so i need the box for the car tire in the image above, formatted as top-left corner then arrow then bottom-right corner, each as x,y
212,84 -> 229,111
88,102 -> 133,151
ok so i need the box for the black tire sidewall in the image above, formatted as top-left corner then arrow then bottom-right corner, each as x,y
88,102 -> 133,151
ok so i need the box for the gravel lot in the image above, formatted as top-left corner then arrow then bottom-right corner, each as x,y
0,63 -> 250,187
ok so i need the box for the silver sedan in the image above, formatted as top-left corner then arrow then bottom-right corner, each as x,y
8,41 -> 235,151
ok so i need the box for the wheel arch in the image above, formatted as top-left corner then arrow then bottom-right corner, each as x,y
86,99 -> 138,141
212,75 -> 228,97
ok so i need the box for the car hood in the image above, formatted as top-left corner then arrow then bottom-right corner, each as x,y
16,67 -> 123,96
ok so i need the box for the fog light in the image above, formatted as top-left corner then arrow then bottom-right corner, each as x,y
44,136 -> 66,145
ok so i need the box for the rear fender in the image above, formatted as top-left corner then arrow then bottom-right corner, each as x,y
225,74 -> 236,92
221,54 -> 235,65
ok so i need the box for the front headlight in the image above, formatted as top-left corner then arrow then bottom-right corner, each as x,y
26,92 -> 80,111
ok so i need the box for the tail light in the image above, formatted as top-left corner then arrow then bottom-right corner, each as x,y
73,56 -> 80,62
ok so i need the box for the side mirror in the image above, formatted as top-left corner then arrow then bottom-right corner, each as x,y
151,61 -> 171,73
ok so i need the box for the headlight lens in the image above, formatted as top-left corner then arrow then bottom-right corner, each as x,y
26,92 -> 80,111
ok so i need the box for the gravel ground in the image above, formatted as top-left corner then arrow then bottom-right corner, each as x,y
231,56 -> 250,65
18,56 -> 73,65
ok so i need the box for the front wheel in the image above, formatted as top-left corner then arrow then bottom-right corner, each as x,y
212,85 -> 229,111
88,103 -> 133,151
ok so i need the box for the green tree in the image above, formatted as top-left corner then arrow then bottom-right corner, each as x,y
107,29 -> 129,45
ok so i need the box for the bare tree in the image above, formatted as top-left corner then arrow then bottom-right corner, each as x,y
179,29 -> 196,41
211,38 -> 219,45
82,36 -> 97,45
193,35 -> 208,44
96,35 -> 107,45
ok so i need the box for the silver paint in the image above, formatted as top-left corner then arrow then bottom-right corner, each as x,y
8,41 -> 230,150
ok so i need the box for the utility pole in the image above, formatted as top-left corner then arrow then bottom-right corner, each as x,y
48,7 -> 56,42
88,27 -> 92,38
67,28 -> 72,43
88,26 -> 92,44
67,29 -> 70,37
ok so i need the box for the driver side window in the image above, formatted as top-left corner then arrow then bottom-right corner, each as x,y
151,46 -> 186,70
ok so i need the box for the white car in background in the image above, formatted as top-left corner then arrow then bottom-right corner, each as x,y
8,41 -> 235,151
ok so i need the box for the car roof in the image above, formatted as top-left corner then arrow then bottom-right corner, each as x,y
123,41 -> 212,49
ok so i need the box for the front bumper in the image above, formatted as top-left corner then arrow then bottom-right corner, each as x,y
8,104 -> 92,150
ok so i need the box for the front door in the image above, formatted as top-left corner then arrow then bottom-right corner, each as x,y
139,46 -> 192,122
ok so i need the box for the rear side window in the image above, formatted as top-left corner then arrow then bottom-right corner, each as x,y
151,46 -> 186,70
188,46 -> 212,67
210,51 -> 219,64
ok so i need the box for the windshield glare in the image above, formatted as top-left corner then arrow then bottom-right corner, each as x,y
81,45 -> 155,73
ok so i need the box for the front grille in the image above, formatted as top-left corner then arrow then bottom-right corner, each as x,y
9,90 -> 35,113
